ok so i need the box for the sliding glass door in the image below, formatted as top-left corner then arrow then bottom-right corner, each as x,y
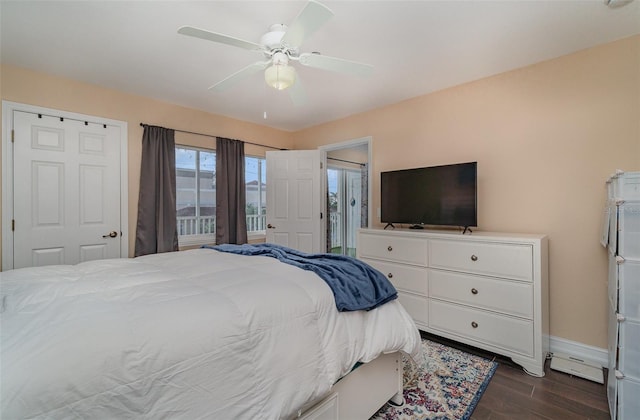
328,167 -> 361,257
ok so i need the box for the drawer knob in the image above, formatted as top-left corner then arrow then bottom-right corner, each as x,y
387,273 -> 393,279
470,254 -> 478,262
471,288 -> 478,295
471,321 -> 478,328
387,246 -> 393,252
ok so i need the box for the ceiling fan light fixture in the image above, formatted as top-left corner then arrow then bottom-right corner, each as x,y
265,63 -> 296,90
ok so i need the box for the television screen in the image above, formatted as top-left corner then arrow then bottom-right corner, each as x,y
381,162 -> 477,228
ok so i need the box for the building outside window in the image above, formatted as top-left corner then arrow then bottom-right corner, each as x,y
176,146 -> 266,246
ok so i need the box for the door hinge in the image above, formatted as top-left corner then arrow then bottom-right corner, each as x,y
320,212 -> 323,220
12,219 -> 15,231
320,162 -> 323,169
11,129 -> 15,143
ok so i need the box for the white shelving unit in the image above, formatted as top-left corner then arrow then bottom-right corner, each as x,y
604,170 -> 640,420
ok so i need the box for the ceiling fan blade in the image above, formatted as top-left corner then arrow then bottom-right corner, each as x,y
281,0 -> 333,50
288,76 -> 307,106
209,61 -> 271,92
178,26 -> 265,52
298,53 -> 373,77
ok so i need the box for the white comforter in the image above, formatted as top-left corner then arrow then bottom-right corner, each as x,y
0,248 -> 421,419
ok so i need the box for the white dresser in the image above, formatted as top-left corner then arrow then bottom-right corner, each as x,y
357,228 -> 549,377
605,171 -> 640,420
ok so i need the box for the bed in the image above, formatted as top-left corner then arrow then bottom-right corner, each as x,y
0,247 -> 422,419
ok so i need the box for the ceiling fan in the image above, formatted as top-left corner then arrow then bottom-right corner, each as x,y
177,0 -> 373,105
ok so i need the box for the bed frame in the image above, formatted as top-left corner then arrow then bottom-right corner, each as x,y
297,351 -> 403,419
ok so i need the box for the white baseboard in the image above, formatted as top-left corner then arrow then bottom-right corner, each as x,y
549,335 -> 608,368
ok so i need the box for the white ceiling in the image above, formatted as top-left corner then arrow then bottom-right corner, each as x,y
1,1 -> 639,132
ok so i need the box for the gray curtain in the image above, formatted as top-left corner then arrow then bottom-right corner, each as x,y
361,163 -> 369,228
134,125 -> 179,256
216,137 -> 248,244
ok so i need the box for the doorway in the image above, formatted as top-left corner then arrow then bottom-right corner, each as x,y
321,137 -> 371,256
328,167 -> 362,257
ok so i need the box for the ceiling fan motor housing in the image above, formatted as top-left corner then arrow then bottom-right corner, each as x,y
260,24 -> 288,50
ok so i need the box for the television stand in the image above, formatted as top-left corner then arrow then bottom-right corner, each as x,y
462,226 -> 473,234
409,225 -> 424,230
383,223 -> 395,230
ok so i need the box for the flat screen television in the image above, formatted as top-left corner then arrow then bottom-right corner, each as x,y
381,162 -> 477,230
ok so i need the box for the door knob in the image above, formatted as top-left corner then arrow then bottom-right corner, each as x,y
267,224 -> 275,229
102,231 -> 118,238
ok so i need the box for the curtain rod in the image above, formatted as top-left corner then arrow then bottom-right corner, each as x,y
139,123 -> 286,151
139,123 -> 365,166
327,157 -> 365,167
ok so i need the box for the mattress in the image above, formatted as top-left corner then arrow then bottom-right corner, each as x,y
0,248 -> 422,419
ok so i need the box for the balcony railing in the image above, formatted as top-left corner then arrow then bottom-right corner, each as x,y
178,213 -> 339,245
177,214 -> 266,236
246,214 -> 266,232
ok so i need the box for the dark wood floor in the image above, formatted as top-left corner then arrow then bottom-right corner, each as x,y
421,333 -> 611,420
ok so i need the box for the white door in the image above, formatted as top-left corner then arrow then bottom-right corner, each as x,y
265,150 -> 326,253
12,110 -> 122,268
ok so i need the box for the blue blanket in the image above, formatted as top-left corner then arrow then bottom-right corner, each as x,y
205,243 -> 397,312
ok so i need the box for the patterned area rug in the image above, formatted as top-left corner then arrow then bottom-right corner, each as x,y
371,339 -> 498,420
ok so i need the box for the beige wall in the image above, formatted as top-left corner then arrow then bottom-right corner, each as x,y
293,35 -> 640,349
2,35 -> 639,349
0,64 -> 294,260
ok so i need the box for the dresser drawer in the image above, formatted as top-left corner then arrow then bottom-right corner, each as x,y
358,233 -> 427,266
618,376 -> 640,420
429,269 -> 533,318
619,318 -> 640,380
363,258 -> 427,296
619,203 -> 640,259
429,239 -> 533,281
429,299 -> 534,356
609,252 -> 619,310
398,291 -> 428,328
619,259 -> 640,320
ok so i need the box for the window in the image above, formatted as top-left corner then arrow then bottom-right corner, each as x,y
245,156 -> 267,233
175,145 -> 267,246
176,147 -> 216,244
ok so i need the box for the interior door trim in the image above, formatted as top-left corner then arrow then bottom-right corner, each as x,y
1,101 -> 129,270
319,136 -> 373,229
